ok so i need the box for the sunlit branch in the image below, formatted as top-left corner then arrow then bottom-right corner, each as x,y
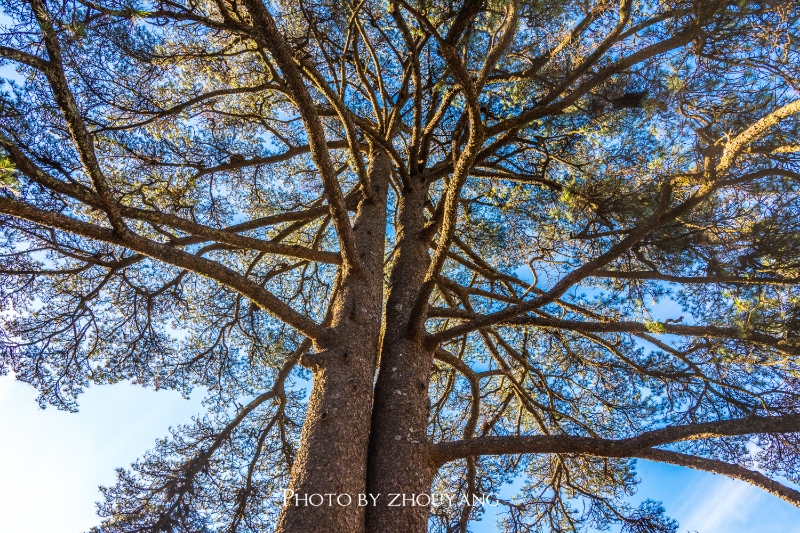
241,0 -> 362,274
431,412 -> 800,466
192,140 -> 351,178
0,138 -> 340,263
0,196 -> 331,342
428,307 -> 798,355
594,270 -> 800,285
427,184 -> 673,345
95,84 -> 280,132
718,99 -> 800,173
154,338 -> 309,530
29,0 -> 127,232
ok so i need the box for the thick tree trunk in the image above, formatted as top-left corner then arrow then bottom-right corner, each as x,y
365,185 -> 437,533
276,150 -> 389,533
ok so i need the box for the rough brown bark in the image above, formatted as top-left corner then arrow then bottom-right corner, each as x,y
276,150 -> 389,533
365,184 -> 437,533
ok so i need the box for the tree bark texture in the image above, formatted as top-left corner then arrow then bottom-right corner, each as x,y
366,184 -> 437,533
276,150 -> 390,533
281,177 -> 441,533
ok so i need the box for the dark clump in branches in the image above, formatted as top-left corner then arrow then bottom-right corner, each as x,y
610,90 -> 648,109
1,0 -> 800,532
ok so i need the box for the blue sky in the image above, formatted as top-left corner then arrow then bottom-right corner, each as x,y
471,459 -> 800,533
2,374 -> 800,533
0,376 -> 205,532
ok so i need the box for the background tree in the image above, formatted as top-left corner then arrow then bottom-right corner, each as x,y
1,0 -> 800,532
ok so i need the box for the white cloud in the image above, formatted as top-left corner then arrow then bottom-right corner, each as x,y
671,474 -> 800,533
0,376 -> 205,533
678,478 -> 753,532
635,460 -> 800,533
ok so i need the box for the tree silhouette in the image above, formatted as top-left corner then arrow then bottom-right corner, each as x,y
1,0 -> 800,532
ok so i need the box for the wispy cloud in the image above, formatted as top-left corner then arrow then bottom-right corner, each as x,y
671,474 -> 800,533
678,478 -> 752,532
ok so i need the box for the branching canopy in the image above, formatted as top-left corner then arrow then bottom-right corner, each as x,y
1,0 -> 800,531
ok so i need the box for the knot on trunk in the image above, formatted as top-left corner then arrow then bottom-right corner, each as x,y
299,349 -> 352,369
299,350 -> 330,369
